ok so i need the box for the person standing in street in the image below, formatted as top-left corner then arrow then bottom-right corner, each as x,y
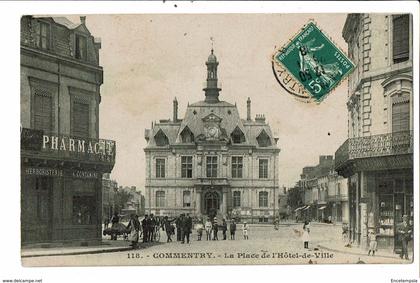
149,214 -> 156,242
242,221 -> 249,240
213,219 -> 219,240
221,219 -> 228,240
229,220 -> 237,240
397,215 -> 412,260
126,214 -> 140,249
196,218 -> 204,241
367,230 -> 377,256
163,216 -> 175,243
110,212 -> 120,240
302,221 -> 310,249
141,215 -> 149,243
205,218 -> 212,241
182,214 -> 193,244
175,215 -> 182,241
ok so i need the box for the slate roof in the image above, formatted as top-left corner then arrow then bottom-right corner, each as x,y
146,99 -> 278,149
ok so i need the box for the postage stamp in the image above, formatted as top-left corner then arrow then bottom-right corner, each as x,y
273,21 -> 355,102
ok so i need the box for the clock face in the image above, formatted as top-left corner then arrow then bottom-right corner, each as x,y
209,127 -> 217,137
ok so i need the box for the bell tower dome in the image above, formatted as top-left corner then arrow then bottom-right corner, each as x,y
203,49 -> 221,103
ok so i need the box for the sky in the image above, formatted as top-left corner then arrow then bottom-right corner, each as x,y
67,14 -> 349,193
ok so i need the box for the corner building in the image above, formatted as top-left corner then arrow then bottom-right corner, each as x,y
144,50 -> 280,223
335,14 -> 413,253
20,16 -> 115,245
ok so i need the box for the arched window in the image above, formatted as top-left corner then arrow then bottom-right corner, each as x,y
156,191 -> 165,207
259,191 -> 268,207
155,129 -> 169,146
257,130 -> 271,147
233,191 -> 241,208
183,191 -> 191,207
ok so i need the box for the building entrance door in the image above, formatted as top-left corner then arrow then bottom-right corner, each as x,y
204,191 -> 220,218
22,176 -> 53,244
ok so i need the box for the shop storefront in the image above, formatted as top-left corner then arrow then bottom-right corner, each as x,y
21,128 -> 115,245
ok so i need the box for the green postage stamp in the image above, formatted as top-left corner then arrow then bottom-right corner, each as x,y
273,21 -> 354,102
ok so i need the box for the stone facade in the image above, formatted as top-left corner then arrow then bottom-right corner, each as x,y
20,16 -> 115,245
336,14 -> 413,252
144,50 -> 280,223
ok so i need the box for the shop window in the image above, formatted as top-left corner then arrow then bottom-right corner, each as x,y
183,191 -> 191,207
156,191 -> 165,207
206,156 -> 218,178
181,156 -> 193,178
393,15 -> 410,64
258,217 -> 268,223
75,34 -> 87,60
231,156 -> 243,178
233,191 -> 241,208
72,101 -> 89,137
259,191 -> 268,207
72,195 -> 96,225
259,159 -> 268,179
156,158 -> 165,178
33,92 -> 53,132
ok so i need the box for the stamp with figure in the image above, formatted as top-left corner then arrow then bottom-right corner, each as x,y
273,21 -> 354,102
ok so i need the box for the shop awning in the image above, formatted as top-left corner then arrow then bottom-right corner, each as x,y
318,206 -> 327,210
294,206 -> 306,212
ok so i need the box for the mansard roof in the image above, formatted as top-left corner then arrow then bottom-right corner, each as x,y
146,99 -> 278,149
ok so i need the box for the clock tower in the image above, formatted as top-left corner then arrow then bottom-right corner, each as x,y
203,49 -> 221,103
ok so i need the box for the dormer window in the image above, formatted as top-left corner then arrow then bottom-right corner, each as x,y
180,126 -> 194,143
36,21 -> 50,50
231,126 -> 245,144
75,34 -> 87,60
257,130 -> 272,147
155,129 -> 169,146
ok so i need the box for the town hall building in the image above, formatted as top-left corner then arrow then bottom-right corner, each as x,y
144,50 -> 280,223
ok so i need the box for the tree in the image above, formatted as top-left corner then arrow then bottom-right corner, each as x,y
114,190 -> 133,213
287,187 -> 304,210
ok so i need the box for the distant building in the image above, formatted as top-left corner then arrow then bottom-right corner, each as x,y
102,173 -> 118,221
295,156 -> 348,223
336,14 -> 413,252
20,16 -> 116,245
144,50 -> 280,223
119,186 -> 144,218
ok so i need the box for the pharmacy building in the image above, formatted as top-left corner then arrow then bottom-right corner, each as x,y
20,16 -> 115,245
144,50 -> 280,223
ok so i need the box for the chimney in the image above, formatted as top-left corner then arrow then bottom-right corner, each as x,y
80,16 -> 86,25
247,97 -> 251,121
173,97 -> 178,122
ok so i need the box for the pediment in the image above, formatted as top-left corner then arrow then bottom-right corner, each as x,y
202,113 -> 222,123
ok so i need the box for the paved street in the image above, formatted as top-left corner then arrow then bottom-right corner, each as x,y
22,223 -> 410,266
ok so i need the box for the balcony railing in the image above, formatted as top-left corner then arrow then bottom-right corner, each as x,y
335,131 -> 413,169
21,128 -> 116,165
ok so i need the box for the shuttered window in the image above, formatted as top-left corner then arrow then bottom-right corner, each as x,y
75,34 -> 87,60
393,15 -> 410,63
72,102 -> 89,137
33,93 -> 53,132
392,94 -> 410,133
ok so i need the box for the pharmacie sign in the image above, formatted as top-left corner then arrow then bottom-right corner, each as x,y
42,135 -> 114,157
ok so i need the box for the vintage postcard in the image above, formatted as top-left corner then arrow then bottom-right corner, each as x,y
19,12 -> 415,267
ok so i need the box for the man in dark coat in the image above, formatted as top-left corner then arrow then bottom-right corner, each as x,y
397,215 -> 412,260
149,214 -> 156,242
221,219 -> 228,240
163,216 -> 176,243
141,215 -> 149,243
110,212 -> 120,240
179,214 -> 186,244
213,220 -> 219,240
175,215 -> 182,241
229,220 -> 237,240
182,214 -> 193,244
